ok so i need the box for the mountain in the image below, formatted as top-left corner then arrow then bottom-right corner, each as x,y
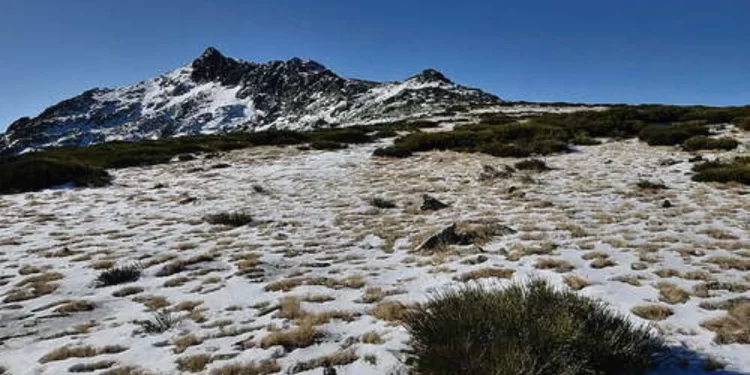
0,47 -> 502,154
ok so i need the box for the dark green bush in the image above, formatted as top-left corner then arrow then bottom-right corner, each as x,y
0,157 -> 111,194
203,211 -> 254,227
372,147 -> 413,158
309,141 -> 347,150
514,158 -> 549,171
739,117 -> 750,131
404,279 -> 666,375
682,136 -> 739,151
638,124 -> 710,146
309,128 -> 372,144
693,157 -> 750,185
96,264 -> 141,287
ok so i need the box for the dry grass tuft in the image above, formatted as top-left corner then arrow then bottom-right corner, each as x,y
265,278 -> 304,292
68,360 -> 116,373
370,301 -> 411,322
209,360 -> 280,375
455,268 -> 515,282
590,258 -> 617,269
156,253 -> 216,277
654,269 -> 681,278
133,296 -> 170,311
100,366 -> 154,375
113,286 -> 144,297
701,302 -> 750,344
176,354 -> 214,373
276,296 -> 305,319
631,305 -> 674,321
40,345 -> 127,363
705,257 -> 750,271
360,331 -> 384,344
259,321 -> 321,350
534,258 -> 575,273
55,300 -> 96,314
302,294 -> 335,303
682,270 -> 715,281
563,274 -> 591,290
288,350 -> 359,374
581,252 -> 609,261
172,334 -> 203,354
656,282 -> 690,304
611,275 -> 645,287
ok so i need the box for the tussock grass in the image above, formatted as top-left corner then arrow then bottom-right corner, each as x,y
701,302 -> 750,344
656,282 -> 691,304
534,258 -> 575,273
563,274 -> 591,290
40,345 -> 127,363
172,334 -> 203,354
176,354 -> 214,373
112,286 -> 144,297
403,279 -> 666,375
705,256 -> 750,271
136,310 -> 178,334
455,267 -> 514,282
288,350 -> 358,373
203,212 -> 254,227
68,360 -> 116,373
209,360 -> 280,375
96,264 -> 141,287
259,321 -> 321,350
156,253 -> 215,277
54,300 -> 96,314
370,301 -> 411,322
360,331 -> 384,344
631,305 -> 674,321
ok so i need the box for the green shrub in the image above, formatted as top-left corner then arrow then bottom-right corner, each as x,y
513,158 -> 549,171
638,124 -> 710,146
0,157 -> 111,194
204,211 -> 254,227
372,147 -> 413,158
96,264 -> 141,287
309,141 -> 347,150
693,157 -> 750,185
739,117 -> 750,131
403,279 -> 666,375
682,136 -> 740,151
309,128 -> 372,144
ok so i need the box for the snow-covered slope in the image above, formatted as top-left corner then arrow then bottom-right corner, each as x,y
0,47 -> 501,154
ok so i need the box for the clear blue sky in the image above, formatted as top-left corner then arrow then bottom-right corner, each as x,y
2,0 -> 749,131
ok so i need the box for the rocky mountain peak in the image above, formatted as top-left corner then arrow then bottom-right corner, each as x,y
190,47 -> 243,83
410,68 -> 453,84
1,48 -> 503,154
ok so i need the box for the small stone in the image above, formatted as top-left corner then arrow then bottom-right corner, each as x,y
662,200 -> 672,208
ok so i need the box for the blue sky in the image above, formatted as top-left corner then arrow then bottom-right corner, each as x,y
1,0 -> 749,131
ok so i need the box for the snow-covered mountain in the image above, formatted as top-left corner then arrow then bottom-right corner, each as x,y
0,47 -> 502,154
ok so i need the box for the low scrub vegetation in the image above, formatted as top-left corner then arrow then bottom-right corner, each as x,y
203,212 -> 254,227
209,360 -> 280,375
682,136 -> 740,151
0,127 -> 377,194
701,301 -> 750,344
136,310 -> 178,334
96,264 -> 141,287
403,279 -> 666,375
693,157 -> 750,185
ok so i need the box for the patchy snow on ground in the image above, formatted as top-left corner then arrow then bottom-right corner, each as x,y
1,124 -> 749,375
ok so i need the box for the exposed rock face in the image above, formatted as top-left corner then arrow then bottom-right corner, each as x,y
1,47 -> 502,154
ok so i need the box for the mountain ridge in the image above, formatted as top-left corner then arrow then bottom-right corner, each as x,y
1,47 -> 502,154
